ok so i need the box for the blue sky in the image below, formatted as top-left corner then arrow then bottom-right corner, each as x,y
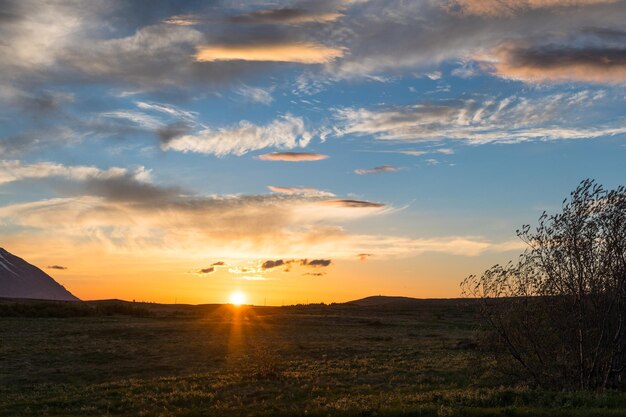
0,0 -> 625,303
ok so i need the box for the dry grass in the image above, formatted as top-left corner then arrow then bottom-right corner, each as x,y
1,300 -> 626,416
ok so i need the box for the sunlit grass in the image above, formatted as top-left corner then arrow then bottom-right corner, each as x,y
3,301 -> 626,416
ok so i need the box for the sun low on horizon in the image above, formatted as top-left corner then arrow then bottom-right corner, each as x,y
0,0 -> 625,305
229,290 -> 247,306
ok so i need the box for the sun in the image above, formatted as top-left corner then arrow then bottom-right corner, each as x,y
229,290 -> 247,306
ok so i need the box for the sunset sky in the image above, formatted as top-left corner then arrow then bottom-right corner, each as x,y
1,0 -> 625,304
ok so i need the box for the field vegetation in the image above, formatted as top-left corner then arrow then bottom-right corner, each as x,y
2,298 -> 626,416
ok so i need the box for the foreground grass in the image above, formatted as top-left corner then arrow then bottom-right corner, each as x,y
1,301 -> 626,416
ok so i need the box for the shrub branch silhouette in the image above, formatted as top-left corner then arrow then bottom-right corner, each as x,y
462,179 -> 626,390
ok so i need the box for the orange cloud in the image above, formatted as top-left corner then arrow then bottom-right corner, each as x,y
445,0 -> 616,16
195,42 -> 344,64
257,152 -> 328,161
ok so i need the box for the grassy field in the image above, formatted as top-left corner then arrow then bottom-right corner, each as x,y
2,299 -> 626,416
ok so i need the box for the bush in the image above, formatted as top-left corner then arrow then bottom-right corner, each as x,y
463,179 -> 626,390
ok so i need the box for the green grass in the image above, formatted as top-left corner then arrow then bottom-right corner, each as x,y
1,300 -> 626,416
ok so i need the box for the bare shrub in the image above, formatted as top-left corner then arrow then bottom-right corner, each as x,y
463,179 -> 626,390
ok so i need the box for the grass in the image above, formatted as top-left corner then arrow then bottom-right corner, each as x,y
1,299 -> 626,416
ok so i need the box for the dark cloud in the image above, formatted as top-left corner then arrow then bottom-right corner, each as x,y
16,91 -> 74,116
302,259 -> 332,267
47,265 -> 68,270
211,261 -> 226,266
229,6 -> 342,25
262,259 -> 285,269
0,127 -> 76,157
80,176 -> 183,204
490,38 -> 626,83
508,45 -> 626,69
156,121 -> 194,144
328,0 -> 626,84
198,266 -> 215,274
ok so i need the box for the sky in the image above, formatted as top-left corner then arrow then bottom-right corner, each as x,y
0,0 -> 625,305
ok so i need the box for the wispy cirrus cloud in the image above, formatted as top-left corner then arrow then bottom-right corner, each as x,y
236,85 -> 274,105
336,91 -> 626,144
0,160 -> 149,185
354,165 -> 400,175
162,115 -> 313,156
268,185 -> 335,197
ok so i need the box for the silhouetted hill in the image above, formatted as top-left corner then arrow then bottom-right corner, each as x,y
346,295 -> 445,307
0,248 -> 79,301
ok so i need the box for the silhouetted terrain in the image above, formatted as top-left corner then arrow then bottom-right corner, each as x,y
0,248 -> 78,301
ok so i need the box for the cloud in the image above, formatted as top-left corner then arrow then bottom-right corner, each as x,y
233,9 -> 343,25
100,111 -> 164,130
354,165 -> 400,175
445,0 -> 617,17
268,185 -> 335,197
257,152 -> 328,161
484,35 -> 626,84
319,199 -> 385,208
303,259 -> 332,267
163,15 -> 204,26
0,127 -> 78,157
165,0 -> 349,26
198,267 -> 215,274
229,2 -> 345,26
236,85 -> 274,105
423,71 -> 442,80
237,275 -> 270,281
162,115 -> 313,156
357,253 -> 372,261
156,121 -> 194,144
258,257 -> 332,272
196,42 -> 344,64
326,0 -> 626,85
261,259 -> 285,269
0,160 -> 147,185
211,261 -> 226,266
47,265 -> 68,270
0,164 -> 515,261
135,101 -> 198,121
336,91 -> 626,144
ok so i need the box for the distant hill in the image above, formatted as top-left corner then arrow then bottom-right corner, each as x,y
346,295 -> 436,307
0,248 -> 79,301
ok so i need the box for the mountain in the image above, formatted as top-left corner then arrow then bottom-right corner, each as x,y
0,248 -> 79,301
